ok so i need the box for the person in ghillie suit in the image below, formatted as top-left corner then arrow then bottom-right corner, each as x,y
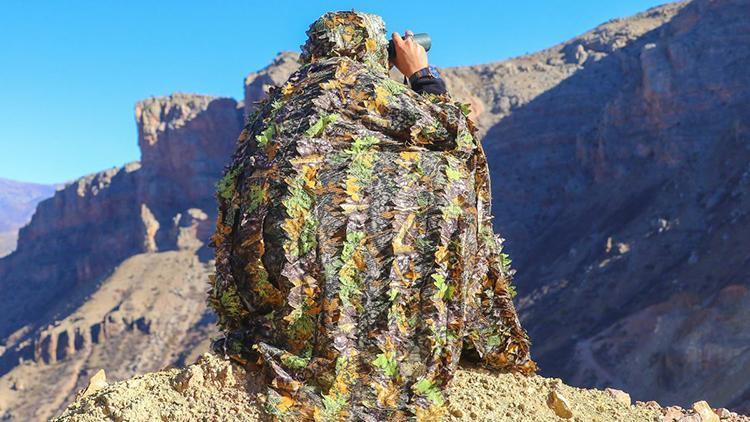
209,11 -> 536,421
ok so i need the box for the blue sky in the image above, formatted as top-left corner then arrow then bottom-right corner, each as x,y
0,0 -> 668,184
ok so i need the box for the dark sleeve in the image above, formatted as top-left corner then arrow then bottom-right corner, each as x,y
411,77 -> 447,95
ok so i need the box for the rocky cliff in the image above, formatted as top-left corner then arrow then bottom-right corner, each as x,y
243,51 -> 300,120
463,0 -> 750,412
0,93 -> 241,336
0,178 -> 56,257
1,0 -> 749,420
0,94 -> 242,420
136,94 -> 242,214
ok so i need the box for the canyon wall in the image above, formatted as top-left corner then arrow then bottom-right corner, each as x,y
0,94 -> 243,420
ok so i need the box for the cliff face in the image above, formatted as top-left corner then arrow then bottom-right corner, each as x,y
2,0 -> 750,420
0,165 -> 144,342
0,178 -> 56,258
0,94 -> 241,338
136,94 -> 242,212
459,0 -> 750,411
0,94 -> 242,420
242,51 -> 300,119
0,251 -> 213,420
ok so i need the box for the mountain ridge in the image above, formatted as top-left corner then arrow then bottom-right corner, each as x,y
0,178 -> 57,258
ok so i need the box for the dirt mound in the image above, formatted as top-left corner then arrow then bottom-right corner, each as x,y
53,353 -> 748,421
53,353 -> 264,422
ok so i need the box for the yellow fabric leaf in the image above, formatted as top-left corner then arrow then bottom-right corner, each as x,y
320,80 -> 341,90
339,73 -> 357,86
302,165 -> 319,189
349,90 -> 369,104
340,202 -> 364,214
283,217 -> 304,239
399,151 -> 420,161
435,245 -> 448,263
353,250 -> 366,270
345,177 -> 361,201
365,38 -> 377,52
335,60 -> 350,78
415,405 -> 447,421
375,383 -> 399,408
374,85 -> 390,113
392,213 -> 415,254
290,154 -> 323,166
281,82 -> 296,96
277,395 -> 296,412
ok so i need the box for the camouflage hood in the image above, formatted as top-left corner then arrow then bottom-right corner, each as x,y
300,11 -> 389,71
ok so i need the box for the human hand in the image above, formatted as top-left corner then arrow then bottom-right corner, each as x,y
389,30 -> 428,77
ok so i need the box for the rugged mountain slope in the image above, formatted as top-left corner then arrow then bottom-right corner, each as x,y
0,178 -> 56,257
0,251 -> 212,420
457,0 -> 750,411
1,0 -> 749,420
0,94 -> 241,420
0,94 -> 240,340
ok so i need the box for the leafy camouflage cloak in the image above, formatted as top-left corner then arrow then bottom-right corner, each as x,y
209,11 -> 535,421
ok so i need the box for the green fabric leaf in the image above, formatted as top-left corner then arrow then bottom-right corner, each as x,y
305,113 -> 339,137
255,124 -> 275,148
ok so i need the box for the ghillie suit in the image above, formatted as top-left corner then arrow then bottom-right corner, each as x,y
209,11 -> 535,421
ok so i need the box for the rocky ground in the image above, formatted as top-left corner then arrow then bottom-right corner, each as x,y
54,353 -> 748,422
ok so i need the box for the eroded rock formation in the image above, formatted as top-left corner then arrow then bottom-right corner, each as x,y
0,94 -> 242,420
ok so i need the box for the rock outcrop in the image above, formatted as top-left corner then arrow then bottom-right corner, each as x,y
243,51 -> 300,119
136,93 -> 242,211
0,164 -> 144,342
